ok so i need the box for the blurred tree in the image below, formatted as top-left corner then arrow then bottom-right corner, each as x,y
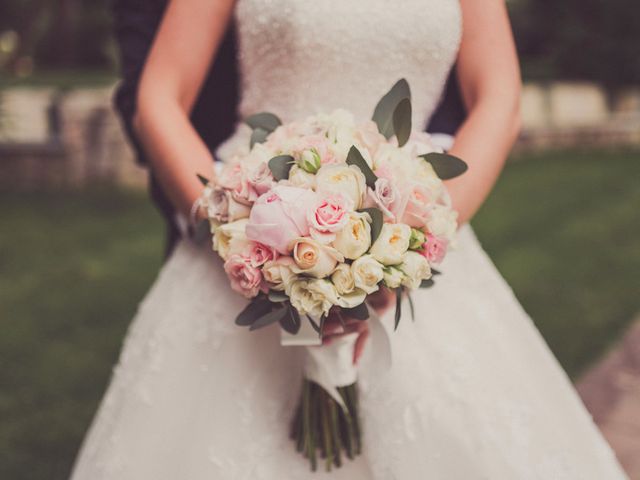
0,0 -> 114,74
510,0 -> 640,89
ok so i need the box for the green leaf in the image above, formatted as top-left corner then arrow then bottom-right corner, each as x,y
393,97 -> 412,147
420,152 -> 468,180
280,304 -> 302,334
407,293 -> 415,322
419,278 -> 435,288
358,207 -> 383,244
431,268 -> 441,276
249,305 -> 288,331
346,146 -> 377,189
235,297 -> 272,326
268,290 -> 289,303
342,302 -> 369,321
245,112 -> 282,132
372,78 -> 411,138
268,155 -> 294,181
196,174 -> 209,186
319,314 -> 327,337
394,287 -> 403,331
307,315 -> 321,334
250,127 -> 269,148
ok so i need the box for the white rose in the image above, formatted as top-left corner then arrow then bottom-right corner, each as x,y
427,204 -> 458,242
331,263 -> 356,295
290,237 -> 343,278
330,264 -> 367,308
315,164 -> 367,209
332,211 -> 371,260
288,278 -> 339,317
351,254 -> 384,294
213,219 -> 249,260
383,266 -> 405,289
399,251 -> 432,289
369,223 -> 411,265
287,165 -> 317,190
262,257 -> 297,292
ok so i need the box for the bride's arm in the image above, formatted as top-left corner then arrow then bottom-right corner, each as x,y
134,0 -> 236,217
446,0 -> 522,225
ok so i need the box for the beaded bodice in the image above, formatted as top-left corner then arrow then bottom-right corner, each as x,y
234,0 -> 462,129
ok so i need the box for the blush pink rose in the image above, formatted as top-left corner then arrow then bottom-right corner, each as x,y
308,194 -> 354,243
246,241 -> 278,267
366,177 -> 399,221
224,254 -> 264,298
217,163 -> 243,191
246,185 -> 317,254
395,183 -> 432,228
421,233 -> 448,265
246,162 -> 274,196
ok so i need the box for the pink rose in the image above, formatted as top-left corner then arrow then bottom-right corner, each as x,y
246,241 -> 277,267
367,177 -> 399,221
421,233 -> 448,265
308,194 -> 354,243
217,163 -> 243,191
298,134 -> 338,166
231,176 -> 259,205
246,162 -> 274,196
354,120 -> 386,157
395,183 -> 432,228
206,187 -> 250,223
246,185 -> 317,254
224,254 -> 264,298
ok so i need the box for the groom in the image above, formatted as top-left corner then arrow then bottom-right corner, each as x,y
111,1 -> 466,256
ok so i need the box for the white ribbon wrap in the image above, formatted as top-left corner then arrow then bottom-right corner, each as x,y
280,307 -> 394,409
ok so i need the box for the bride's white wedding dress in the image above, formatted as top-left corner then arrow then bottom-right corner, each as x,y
72,0 -> 627,478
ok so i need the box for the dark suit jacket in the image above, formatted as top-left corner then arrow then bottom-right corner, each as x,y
112,0 -> 466,256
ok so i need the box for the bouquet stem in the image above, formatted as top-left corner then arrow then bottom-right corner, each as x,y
290,379 -> 361,471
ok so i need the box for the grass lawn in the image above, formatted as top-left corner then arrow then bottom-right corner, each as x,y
1,148 -> 639,479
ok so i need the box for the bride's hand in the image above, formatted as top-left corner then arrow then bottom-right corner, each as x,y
322,287 -> 395,365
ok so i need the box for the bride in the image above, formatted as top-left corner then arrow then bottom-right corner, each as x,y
72,0 -> 627,478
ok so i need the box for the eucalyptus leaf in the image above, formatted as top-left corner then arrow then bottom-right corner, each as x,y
346,146 -> 377,189
245,112 -> 282,132
431,268 -> 441,276
307,315 -> 321,334
392,97 -> 412,147
407,293 -> 415,322
319,314 -> 327,337
268,155 -> 294,181
268,290 -> 289,303
358,207 -> 383,244
372,78 -> 411,138
420,152 -> 468,180
236,297 -> 272,326
394,287 -> 402,331
196,174 -> 210,186
420,278 -> 435,288
250,127 -> 269,148
342,302 -> 369,321
249,306 -> 288,331
280,304 -> 302,335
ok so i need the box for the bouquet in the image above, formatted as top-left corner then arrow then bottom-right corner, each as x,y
198,79 -> 467,470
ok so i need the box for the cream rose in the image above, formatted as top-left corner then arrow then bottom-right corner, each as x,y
287,165 -> 317,190
262,257 -> 297,292
351,255 -> 384,294
399,251 -> 432,289
213,219 -> 249,260
288,278 -> 339,317
369,223 -> 411,265
427,204 -> 458,242
290,237 -> 343,278
332,211 -> 371,259
315,164 -> 367,209
383,266 -> 405,289
331,263 -> 356,295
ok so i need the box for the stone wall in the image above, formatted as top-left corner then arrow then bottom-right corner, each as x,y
0,82 -> 639,190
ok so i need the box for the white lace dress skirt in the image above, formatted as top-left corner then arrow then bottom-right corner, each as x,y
70,226 -> 627,479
